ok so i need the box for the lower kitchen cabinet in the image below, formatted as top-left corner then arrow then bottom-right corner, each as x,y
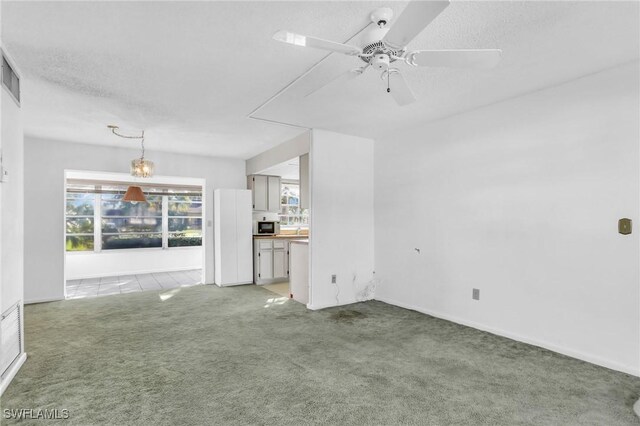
254,239 -> 289,285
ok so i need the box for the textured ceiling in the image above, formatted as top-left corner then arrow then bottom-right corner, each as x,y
2,1 -> 638,158
259,156 -> 300,180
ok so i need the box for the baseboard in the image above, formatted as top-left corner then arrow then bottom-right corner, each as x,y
67,265 -> 202,281
0,352 -> 27,396
375,295 -> 639,377
215,281 -> 253,287
25,296 -> 63,305
307,297 -> 361,311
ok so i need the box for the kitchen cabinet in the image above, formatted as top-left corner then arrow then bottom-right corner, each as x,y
254,239 -> 289,285
214,189 -> 253,286
247,174 -> 281,212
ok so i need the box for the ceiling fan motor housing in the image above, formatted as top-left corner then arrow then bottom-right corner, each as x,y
359,26 -> 405,64
371,54 -> 390,70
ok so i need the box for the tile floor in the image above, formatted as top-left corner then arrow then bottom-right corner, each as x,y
66,269 -> 203,300
261,282 -> 291,298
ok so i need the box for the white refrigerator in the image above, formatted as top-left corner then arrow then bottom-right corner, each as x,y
214,189 -> 253,286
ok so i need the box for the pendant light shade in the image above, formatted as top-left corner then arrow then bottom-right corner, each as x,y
123,185 -> 147,203
131,158 -> 154,178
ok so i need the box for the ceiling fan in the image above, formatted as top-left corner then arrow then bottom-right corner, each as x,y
273,0 -> 502,106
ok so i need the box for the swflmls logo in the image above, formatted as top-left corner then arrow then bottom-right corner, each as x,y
3,408 -> 70,420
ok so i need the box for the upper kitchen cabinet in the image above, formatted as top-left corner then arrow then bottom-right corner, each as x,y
247,174 -> 281,212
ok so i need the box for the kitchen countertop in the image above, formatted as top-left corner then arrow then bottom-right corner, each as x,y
253,235 -> 309,240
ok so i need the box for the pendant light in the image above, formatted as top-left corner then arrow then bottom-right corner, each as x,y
108,125 -> 155,204
123,185 -> 146,203
130,131 -> 154,178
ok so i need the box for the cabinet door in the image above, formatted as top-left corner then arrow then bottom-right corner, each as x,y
236,190 -> 253,283
217,190 -> 237,284
252,175 -> 268,211
273,249 -> 286,279
267,176 -> 281,213
258,249 -> 273,280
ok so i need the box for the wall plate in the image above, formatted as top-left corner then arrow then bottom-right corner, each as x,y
619,218 -> 632,235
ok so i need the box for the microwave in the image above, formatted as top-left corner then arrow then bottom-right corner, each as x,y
253,221 -> 280,236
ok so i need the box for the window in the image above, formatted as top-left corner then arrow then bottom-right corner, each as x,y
66,192 -> 95,251
279,182 -> 308,228
65,183 -> 202,252
168,194 -> 202,247
101,190 -> 162,250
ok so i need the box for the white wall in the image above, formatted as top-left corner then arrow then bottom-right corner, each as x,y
66,248 -> 202,280
0,60 -> 23,314
24,137 -> 245,303
309,129 -> 375,309
374,62 -> 640,375
0,46 -> 27,394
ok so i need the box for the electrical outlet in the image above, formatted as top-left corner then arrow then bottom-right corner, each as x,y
472,288 -> 480,300
331,274 -> 336,284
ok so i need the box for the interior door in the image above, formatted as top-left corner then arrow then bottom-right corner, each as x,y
259,249 -> 273,280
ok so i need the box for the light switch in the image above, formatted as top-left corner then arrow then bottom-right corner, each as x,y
618,218 -> 632,235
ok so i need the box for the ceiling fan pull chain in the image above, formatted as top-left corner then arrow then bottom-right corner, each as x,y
387,70 -> 391,93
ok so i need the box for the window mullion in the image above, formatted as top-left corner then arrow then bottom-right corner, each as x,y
162,193 -> 168,249
94,187 -> 102,252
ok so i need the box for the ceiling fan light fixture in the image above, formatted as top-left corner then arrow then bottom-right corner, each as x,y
123,185 -> 147,203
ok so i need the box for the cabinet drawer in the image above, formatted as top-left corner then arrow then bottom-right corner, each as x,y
258,241 -> 273,250
272,241 -> 286,249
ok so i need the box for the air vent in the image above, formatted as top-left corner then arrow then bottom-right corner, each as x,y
1,304 -> 22,379
2,55 -> 20,104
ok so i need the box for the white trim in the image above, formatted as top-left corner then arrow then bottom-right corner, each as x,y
375,295 -> 640,377
0,352 -> 27,396
66,245 -> 202,255
306,297 -> 359,311
215,281 -> 253,288
65,169 -> 205,187
25,297 -> 63,305
65,265 -> 201,281
161,192 -> 169,249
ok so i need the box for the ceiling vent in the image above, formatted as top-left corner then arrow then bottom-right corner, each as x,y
2,55 -> 20,105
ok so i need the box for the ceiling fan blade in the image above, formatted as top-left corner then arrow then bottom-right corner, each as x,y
304,66 -> 368,98
387,71 -> 416,106
383,1 -> 450,50
407,49 -> 502,69
273,30 -> 362,56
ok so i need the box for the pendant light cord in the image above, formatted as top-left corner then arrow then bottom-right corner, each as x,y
140,131 -> 145,160
108,126 -> 145,159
